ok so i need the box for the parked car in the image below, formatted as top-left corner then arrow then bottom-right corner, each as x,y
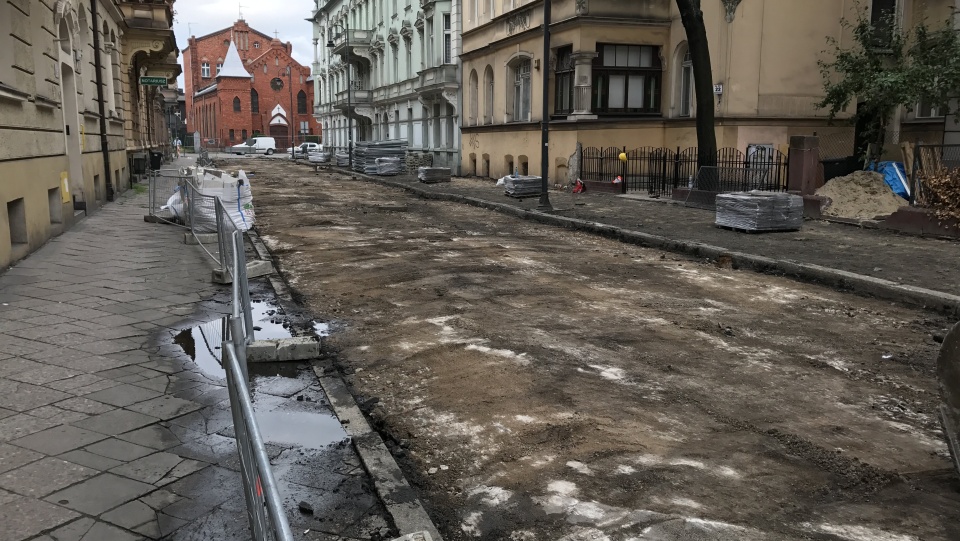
229,136 -> 276,155
286,142 -> 322,158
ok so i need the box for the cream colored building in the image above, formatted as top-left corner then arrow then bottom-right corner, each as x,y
0,0 -> 179,268
460,0 -> 952,180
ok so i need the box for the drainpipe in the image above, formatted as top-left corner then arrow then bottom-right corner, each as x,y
90,0 -> 114,201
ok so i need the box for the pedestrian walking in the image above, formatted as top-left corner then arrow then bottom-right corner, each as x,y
174,137 -> 182,158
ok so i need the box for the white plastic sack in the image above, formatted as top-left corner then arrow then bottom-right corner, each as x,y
191,169 -> 256,232
496,176 -> 507,186
160,189 -> 184,219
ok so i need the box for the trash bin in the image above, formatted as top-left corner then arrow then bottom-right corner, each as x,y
149,151 -> 163,171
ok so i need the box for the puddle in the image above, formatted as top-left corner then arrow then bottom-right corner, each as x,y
256,410 -> 347,448
174,319 -> 227,379
250,299 -> 293,340
313,321 -> 330,336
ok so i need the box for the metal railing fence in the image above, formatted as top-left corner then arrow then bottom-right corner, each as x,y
221,229 -> 285,540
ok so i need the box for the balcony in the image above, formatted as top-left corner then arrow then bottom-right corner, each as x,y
417,64 -> 457,93
333,88 -> 373,108
328,29 -> 374,57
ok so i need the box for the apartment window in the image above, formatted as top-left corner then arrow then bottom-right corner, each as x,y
870,0 -> 897,47
233,96 -> 241,112
592,44 -> 662,115
680,49 -> 693,117
254,41 -> 260,49
297,90 -> 307,114
406,40 -> 413,78
229,129 -> 235,141
469,69 -> 479,125
916,99 -> 943,118
251,89 -> 259,113
509,58 -> 531,122
216,62 -> 223,75
393,44 -> 399,82
426,18 -> 434,68
299,120 -> 309,134
407,107 -> 414,145
484,65 -> 494,124
7,198 -> 26,245
443,14 -> 452,64
555,46 -> 574,115
201,62 -> 211,78
48,187 -> 62,224
242,128 -> 248,140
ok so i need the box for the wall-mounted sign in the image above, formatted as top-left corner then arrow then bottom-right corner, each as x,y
713,84 -> 724,94
139,76 -> 168,86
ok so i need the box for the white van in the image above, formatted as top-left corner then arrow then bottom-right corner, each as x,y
230,136 -> 276,155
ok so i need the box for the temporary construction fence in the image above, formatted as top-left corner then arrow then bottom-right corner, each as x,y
147,168 -> 192,227
220,222 -> 291,541
579,146 -> 789,197
147,169 -> 290,541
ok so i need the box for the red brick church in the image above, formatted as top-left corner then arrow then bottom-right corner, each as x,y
182,19 -> 316,149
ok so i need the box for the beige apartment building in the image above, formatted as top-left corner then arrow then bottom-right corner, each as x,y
460,0 -> 954,180
0,0 -> 179,268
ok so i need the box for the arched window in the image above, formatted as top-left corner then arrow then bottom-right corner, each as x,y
297,90 -> 307,114
506,57 -> 531,122
468,70 -> 478,126
483,65 -> 494,124
251,89 -> 259,113
233,96 -> 241,112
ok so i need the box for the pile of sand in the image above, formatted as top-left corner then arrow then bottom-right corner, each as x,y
815,171 -> 906,220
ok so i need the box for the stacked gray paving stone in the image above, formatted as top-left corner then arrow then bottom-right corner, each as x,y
504,175 -> 543,197
405,151 -> 434,173
418,167 -> 451,184
352,140 -> 407,175
308,151 -> 330,164
715,191 -> 804,232
335,152 -> 350,167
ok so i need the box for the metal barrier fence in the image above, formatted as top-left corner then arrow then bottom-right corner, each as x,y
151,166 -> 287,540
580,146 -> 788,197
147,168 -> 191,227
221,227 -> 287,540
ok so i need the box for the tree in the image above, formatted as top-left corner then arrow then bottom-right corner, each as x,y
818,5 -> 960,164
676,0 -> 717,168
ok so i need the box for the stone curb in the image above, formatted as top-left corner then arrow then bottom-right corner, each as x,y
244,227 -> 445,541
333,168 -> 960,317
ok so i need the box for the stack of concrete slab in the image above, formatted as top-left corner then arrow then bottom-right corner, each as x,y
504,175 -> 542,197
715,192 -> 803,232
376,157 -> 403,176
353,140 -> 407,175
418,167 -> 451,184
308,151 -> 330,164
335,152 -> 350,167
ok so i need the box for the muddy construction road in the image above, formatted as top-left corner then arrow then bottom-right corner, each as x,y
232,158 -> 959,541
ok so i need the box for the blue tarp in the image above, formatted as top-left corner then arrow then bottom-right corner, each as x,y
867,161 -> 909,200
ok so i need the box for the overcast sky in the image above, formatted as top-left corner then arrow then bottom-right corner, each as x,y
173,0 -> 316,87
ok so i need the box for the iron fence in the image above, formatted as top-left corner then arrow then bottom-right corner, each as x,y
580,146 -> 788,197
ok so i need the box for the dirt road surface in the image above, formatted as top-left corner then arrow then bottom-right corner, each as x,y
231,158 -> 959,541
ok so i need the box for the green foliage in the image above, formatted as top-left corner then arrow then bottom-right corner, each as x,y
818,4 -> 960,160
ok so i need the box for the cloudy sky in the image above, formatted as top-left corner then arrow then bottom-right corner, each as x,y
173,0 -> 316,87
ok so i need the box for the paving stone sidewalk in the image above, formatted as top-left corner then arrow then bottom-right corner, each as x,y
0,176 -> 389,540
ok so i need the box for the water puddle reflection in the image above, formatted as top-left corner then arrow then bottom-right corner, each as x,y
256,410 -> 346,448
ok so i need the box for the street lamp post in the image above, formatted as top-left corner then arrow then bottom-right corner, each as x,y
326,20 -> 353,170
280,66 -> 295,159
538,0 -> 553,211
